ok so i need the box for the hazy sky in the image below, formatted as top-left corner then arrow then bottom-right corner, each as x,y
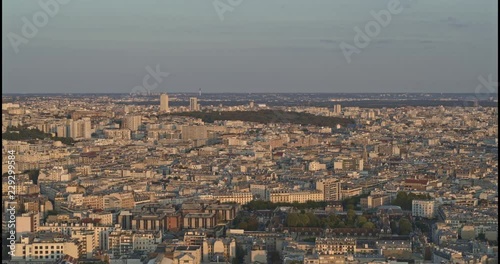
2,0 -> 498,94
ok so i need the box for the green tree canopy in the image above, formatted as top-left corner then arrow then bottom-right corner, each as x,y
357,216 -> 368,227
298,214 -> 310,227
392,191 -> 432,210
346,209 -> 357,225
287,213 -> 300,227
399,218 -> 413,235
362,222 -> 376,229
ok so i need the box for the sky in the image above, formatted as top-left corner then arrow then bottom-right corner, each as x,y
2,0 -> 498,94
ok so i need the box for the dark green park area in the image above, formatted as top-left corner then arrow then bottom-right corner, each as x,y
165,110 -> 355,128
2,126 -> 74,145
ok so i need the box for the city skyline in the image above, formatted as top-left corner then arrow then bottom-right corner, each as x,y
2,0 -> 498,263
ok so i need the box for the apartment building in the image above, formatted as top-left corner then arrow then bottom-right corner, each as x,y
181,125 -> 207,140
132,230 -> 162,252
315,237 -> 356,255
166,213 -> 182,232
38,222 -> 113,253
16,212 -> 40,238
205,204 -> 238,222
70,229 -> 96,258
131,214 -> 166,231
412,200 -> 436,219
183,213 -> 217,229
108,229 -> 133,258
250,184 -> 269,201
103,129 -> 131,140
160,93 -> 169,112
333,157 -> 363,172
309,161 -> 327,171
213,192 -> 253,205
316,178 -> 341,201
403,179 -> 431,191
88,211 -> 115,226
13,234 -> 81,261
270,190 -> 324,203
122,115 -> 142,131
189,97 -> 200,111
360,194 -> 390,209
68,117 -> 92,139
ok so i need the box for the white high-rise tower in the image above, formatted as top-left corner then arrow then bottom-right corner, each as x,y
190,97 -> 199,111
160,93 -> 169,112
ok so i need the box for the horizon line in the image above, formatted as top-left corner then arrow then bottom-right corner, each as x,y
2,92 -> 497,95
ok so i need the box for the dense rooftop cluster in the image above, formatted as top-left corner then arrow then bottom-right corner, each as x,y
1,94 -> 498,264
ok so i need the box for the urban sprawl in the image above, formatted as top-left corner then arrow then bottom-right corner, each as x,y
1,93 -> 498,264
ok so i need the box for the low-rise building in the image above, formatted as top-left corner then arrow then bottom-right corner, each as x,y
13,233 -> 81,261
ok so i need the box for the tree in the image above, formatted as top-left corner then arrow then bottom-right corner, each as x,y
399,218 -> 413,235
390,220 -> 398,234
346,209 -> 356,226
392,191 -> 430,210
3,126 -> 74,145
46,210 -> 58,216
328,213 -> 338,220
238,222 -> 248,230
25,169 -> 40,184
415,220 -> 429,233
232,244 -> 245,264
357,216 -> 368,227
268,251 -> 281,264
298,214 -> 310,227
362,222 -> 376,229
306,213 -> 320,227
247,217 -> 259,231
303,237 -> 316,243
169,110 -> 355,129
287,213 -> 300,227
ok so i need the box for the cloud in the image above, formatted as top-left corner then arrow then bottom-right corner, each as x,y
442,16 -> 468,28
319,39 -> 335,44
